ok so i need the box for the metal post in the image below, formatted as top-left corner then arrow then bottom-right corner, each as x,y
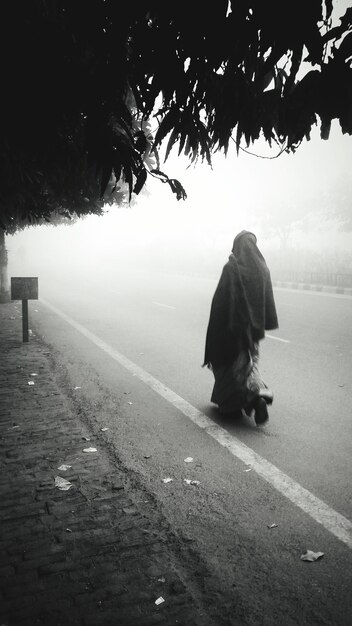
22,299 -> 29,342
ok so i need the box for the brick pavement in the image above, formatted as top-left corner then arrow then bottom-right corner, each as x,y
0,302 -> 211,626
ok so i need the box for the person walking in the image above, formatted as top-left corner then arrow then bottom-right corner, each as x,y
203,230 -> 278,425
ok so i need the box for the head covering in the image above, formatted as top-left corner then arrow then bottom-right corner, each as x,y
231,230 -> 278,333
232,230 -> 257,249
203,231 -> 278,368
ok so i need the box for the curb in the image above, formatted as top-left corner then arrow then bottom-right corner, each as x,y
272,281 -> 352,296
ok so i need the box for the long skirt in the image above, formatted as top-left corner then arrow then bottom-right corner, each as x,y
211,345 -> 271,415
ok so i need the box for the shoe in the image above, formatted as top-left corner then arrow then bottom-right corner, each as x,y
254,397 -> 269,425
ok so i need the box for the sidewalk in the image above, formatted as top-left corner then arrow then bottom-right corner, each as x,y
0,301 -> 209,626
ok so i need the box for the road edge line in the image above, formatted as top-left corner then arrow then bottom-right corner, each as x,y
40,297 -> 352,550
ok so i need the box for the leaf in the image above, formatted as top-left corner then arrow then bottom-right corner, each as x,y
154,106 -> 179,148
300,550 -> 324,562
122,506 -> 137,515
135,130 -> 148,154
55,476 -> 73,491
325,0 -> 333,21
262,68 -> 275,91
167,178 -> 187,201
165,128 -> 180,161
340,6 -> 352,31
113,162 -> 122,184
177,130 -> 187,156
150,168 -> 169,181
133,168 -> 147,195
100,165 -> 112,197
235,122 -> 242,155
123,164 -> 133,201
320,117 -> 331,140
336,31 -> 352,61
284,46 -> 303,95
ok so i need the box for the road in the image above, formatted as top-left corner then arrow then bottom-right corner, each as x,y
24,266 -> 352,625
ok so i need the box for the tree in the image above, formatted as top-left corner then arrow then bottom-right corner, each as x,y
0,228 -> 10,302
1,0 -> 352,232
0,210 -> 83,301
325,175 -> 352,231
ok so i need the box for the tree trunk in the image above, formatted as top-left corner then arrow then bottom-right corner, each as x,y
0,228 -> 10,303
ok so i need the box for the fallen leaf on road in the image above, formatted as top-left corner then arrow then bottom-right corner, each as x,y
57,464 -> 72,471
155,597 -> 165,606
55,476 -> 73,491
300,550 -> 324,562
122,506 -> 137,515
267,523 -> 278,529
83,447 -> 97,453
162,477 -> 173,484
184,479 -> 200,486
184,457 -> 194,463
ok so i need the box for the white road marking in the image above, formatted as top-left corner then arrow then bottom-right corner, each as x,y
266,334 -> 291,344
152,301 -> 176,309
40,297 -> 352,550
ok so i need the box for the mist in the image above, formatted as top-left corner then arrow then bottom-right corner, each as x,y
7,120 -> 352,290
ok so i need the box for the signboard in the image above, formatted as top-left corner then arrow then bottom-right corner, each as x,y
11,277 -> 38,301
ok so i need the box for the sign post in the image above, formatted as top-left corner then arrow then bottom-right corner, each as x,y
11,277 -> 39,342
22,298 -> 29,342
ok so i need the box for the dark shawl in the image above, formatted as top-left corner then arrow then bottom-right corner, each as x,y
203,231 -> 278,369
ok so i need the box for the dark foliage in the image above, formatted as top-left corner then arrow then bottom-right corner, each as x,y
1,0 -> 351,231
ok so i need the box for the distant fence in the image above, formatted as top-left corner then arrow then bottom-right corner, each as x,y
272,271 -> 352,288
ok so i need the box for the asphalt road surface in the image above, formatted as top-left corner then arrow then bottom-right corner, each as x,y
24,266 -> 352,625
